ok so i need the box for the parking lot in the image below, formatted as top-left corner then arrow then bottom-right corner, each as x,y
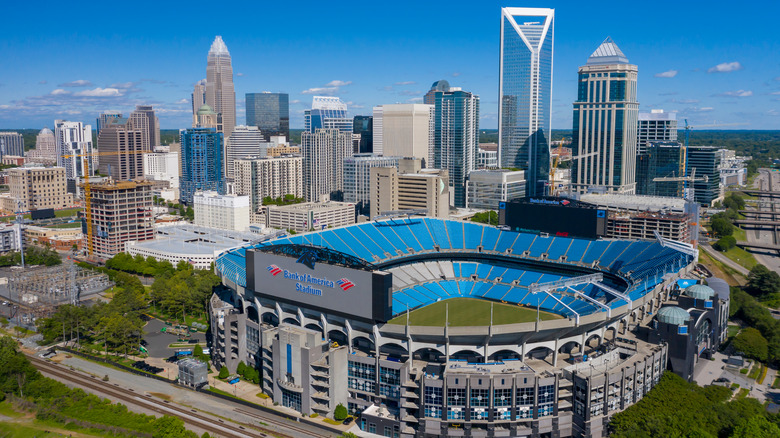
142,318 -> 207,359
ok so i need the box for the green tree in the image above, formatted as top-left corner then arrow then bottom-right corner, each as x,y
471,211 -> 498,226
714,236 -> 736,251
731,328 -> 769,362
730,415 -> 780,438
334,403 -> 348,421
237,361 -> 246,376
711,217 -> 734,237
194,344 -> 203,357
723,192 -> 746,211
747,265 -> 780,297
218,366 -> 229,379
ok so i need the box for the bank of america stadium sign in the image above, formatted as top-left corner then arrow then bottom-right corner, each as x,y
267,265 -> 355,297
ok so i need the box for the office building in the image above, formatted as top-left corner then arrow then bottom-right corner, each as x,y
233,155 -> 304,215
466,169 -> 526,210
86,180 -> 154,259
571,38 -> 639,195
96,112 -> 122,137
428,86 -> 479,208
301,128 -> 351,202
499,7 -> 554,196
5,166 -> 73,211
423,79 -> 450,105
304,96 -> 352,133
27,128 -> 57,164
194,104 -> 222,131
194,191 -> 250,232
636,142 -> 685,198
343,154 -> 401,216
372,104 -> 433,164
266,200 -> 355,233
192,79 -> 207,127
225,125 -> 265,179
637,110 -> 677,154
54,120 -> 95,195
205,36 -> 236,137
687,145 -> 721,206
353,115 -> 373,153
370,158 -> 449,219
96,117 -> 146,180
245,92 -> 290,140
0,132 -> 25,157
129,105 -> 161,148
144,150 -> 180,189
180,127 -> 224,204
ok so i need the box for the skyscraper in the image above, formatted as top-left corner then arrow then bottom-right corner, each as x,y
96,112 -> 122,136
570,38 -> 639,194
304,96 -> 352,133
429,86 -> 479,208
129,105 -> 161,148
225,125 -> 265,179
245,92 -> 290,141
352,115 -> 373,153
97,116 -> 145,180
372,104 -> 433,164
343,154 -> 400,215
192,79 -> 207,127
54,120 -> 95,195
27,127 -> 57,163
301,128 -> 351,202
637,110 -> 677,154
205,36 -> 236,138
179,127 -> 224,204
687,145 -> 721,206
636,141 -> 685,198
0,132 -> 24,157
499,7 -> 554,196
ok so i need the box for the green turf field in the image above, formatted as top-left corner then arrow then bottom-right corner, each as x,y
387,297 -> 562,326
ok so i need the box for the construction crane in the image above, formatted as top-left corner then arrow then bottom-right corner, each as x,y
652,167 -> 708,201
60,149 -> 152,257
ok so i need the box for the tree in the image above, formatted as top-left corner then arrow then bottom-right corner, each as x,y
194,344 -> 203,357
471,211 -> 498,226
714,236 -> 736,251
237,361 -> 246,376
334,403 -> 348,421
731,328 -> 769,362
218,366 -> 229,379
723,192 -> 746,211
711,217 -> 734,237
747,265 -> 780,297
730,415 -> 780,438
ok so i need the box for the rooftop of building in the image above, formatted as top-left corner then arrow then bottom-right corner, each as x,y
574,193 -> 688,213
128,224 -> 261,256
88,179 -> 156,191
586,37 -> 630,66
444,360 -> 535,375
267,201 -> 355,212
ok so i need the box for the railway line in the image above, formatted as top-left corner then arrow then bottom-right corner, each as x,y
28,355 -> 334,438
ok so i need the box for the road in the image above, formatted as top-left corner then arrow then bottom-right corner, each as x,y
700,243 -> 749,277
744,169 -> 780,274
30,352 -> 337,438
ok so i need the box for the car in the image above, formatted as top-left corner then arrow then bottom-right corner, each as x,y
342,418 -> 354,425
188,339 -> 199,344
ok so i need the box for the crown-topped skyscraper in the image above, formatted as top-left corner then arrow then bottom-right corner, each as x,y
205,36 -> 237,138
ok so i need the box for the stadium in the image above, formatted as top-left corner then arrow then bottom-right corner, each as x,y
209,217 -> 717,437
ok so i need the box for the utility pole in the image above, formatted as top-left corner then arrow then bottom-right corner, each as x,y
15,199 -> 25,269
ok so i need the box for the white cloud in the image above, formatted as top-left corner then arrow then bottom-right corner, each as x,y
50,89 -> 70,96
770,91 -> 780,95
326,80 -> 352,87
654,70 -> 678,78
672,98 -> 699,104
690,107 -> 714,112
398,90 -> 422,96
394,81 -> 416,86
176,98 -> 189,104
290,99 -> 302,105
73,87 -> 123,97
38,80 -> 47,85
110,82 -> 136,89
236,72 -> 244,77
768,109 -> 779,116
301,87 -> 339,96
451,72 -> 461,77
58,79 -> 93,87
707,62 -> 743,73
407,97 -> 423,103
718,90 -> 753,97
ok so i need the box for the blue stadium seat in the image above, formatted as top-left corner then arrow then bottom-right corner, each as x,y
446,221 -> 465,249
331,228 -> 377,262
460,263 -> 478,278
385,220 -> 424,252
527,235 -> 553,258
464,223 -> 484,249
476,264 -> 492,279
426,219 -> 450,249
511,233 -> 536,254
581,240 -> 610,265
373,223 -> 411,254
596,241 -> 633,268
494,231 -> 518,253
564,239 -> 590,263
480,227 -> 501,251
349,226 -> 390,260
546,237 -> 572,261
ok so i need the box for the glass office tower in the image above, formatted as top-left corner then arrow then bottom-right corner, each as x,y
180,127 -> 225,204
353,115 -> 373,153
499,7 -> 554,196
304,96 -> 352,134
245,93 -> 290,141
636,141 -> 685,198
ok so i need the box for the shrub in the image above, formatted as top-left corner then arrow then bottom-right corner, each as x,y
334,403 -> 348,421
218,366 -> 228,379
714,236 -> 736,251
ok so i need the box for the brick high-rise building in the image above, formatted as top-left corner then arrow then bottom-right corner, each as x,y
85,180 -> 154,259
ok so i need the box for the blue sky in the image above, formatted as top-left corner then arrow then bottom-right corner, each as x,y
1,0 -> 778,131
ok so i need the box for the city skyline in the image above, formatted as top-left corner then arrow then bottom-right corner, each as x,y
0,0 -> 778,131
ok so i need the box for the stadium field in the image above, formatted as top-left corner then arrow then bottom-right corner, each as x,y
386,297 -> 562,327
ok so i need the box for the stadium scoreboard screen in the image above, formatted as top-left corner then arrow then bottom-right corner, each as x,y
499,197 -> 607,239
246,249 -> 392,322
30,208 -> 55,220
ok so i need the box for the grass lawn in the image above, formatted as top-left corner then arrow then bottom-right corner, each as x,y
55,207 -> 83,218
722,245 -> 759,270
727,325 -> 741,338
732,226 -> 747,241
387,297 -> 562,327
47,222 -> 82,229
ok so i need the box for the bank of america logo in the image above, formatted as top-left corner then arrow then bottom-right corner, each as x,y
337,278 -> 355,291
561,199 -> 571,206
267,265 -> 282,276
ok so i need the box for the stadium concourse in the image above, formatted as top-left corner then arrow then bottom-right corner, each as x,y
209,217 -> 711,438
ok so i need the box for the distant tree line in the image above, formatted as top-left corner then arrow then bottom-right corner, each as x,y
0,245 -> 61,267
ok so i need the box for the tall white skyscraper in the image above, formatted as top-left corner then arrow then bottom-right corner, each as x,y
371,104 -> 434,165
225,125 -> 265,179
637,109 -> 677,154
571,38 -> 639,194
206,36 -> 236,138
54,120 -> 95,195
499,7 -> 554,196
301,128 -> 352,202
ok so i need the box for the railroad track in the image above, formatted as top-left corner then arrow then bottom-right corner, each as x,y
28,355 -> 333,438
